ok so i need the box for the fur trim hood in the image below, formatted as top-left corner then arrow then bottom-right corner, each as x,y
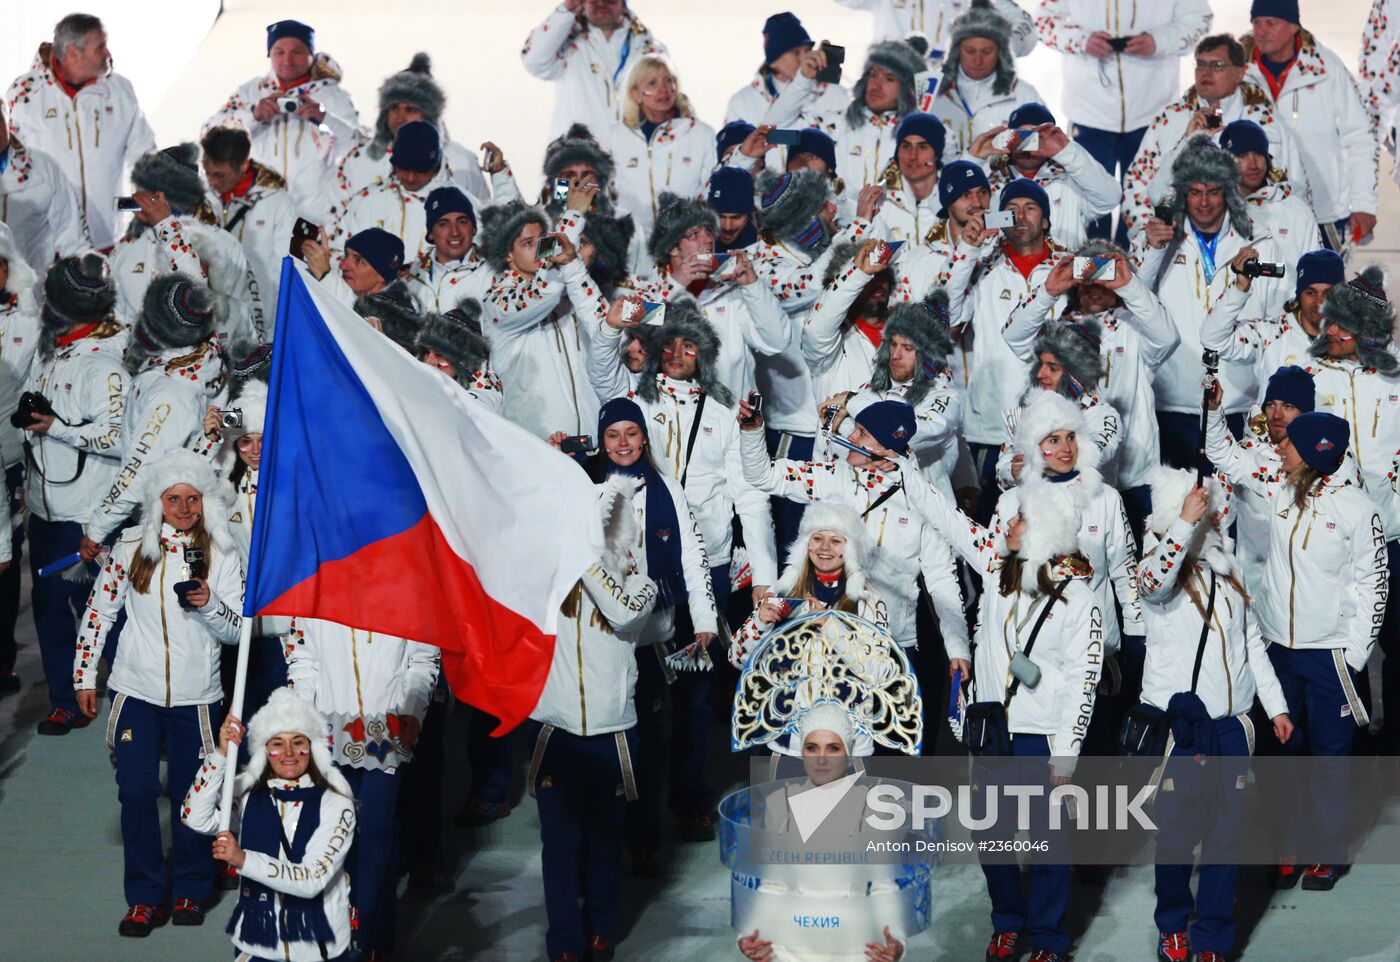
846,38 -> 926,127
596,473 -> 642,577
649,192 -> 718,266
355,279 -> 423,352
755,169 -> 833,250
138,448 -> 236,563
1014,474 -> 1086,593
1146,465 -> 1237,578
773,501 -> 874,602
1169,135 -> 1253,239
1311,265 -> 1398,374
637,298 -> 734,406
581,209 -> 636,287
370,54 -> 443,159
234,687 -> 355,798
0,232 -> 38,316
415,303 -> 490,385
132,143 -> 206,213
870,292 -> 953,406
940,3 -> 1016,97
477,201 -> 550,273
1029,316 -> 1104,398
1013,388 -> 1103,492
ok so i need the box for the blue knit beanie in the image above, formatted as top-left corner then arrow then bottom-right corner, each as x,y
854,400 -> 918,454
792,128 -> 838,171
1287,412 -> 1348,473
1295,249 -> 1344,298
1251,0 -> 1300,24
763,13 -> 812,65
392,121 -> 442,173
1007,102 -> 1055,129
266,20 -> 314,53
716,121 -> 755,160
895,112 -> 946,159
345,228 -> 405,283
1263,365 -> 1315,413
937,160 -> 991,218
999,177 -> 1051,221
1220,119 -> 1270,159
708,167 -> 755,215
424,186 -> 475,237
599,397 -> 647,435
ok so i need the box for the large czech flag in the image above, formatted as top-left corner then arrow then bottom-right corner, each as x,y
244,259 -> 603,732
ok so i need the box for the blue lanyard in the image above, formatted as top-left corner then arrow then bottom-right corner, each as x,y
953,85 -> 974,119
612,26 -> 634,88
764,72 -> 779,100
1191,224 -> 1220,284
0,147 -> 8,176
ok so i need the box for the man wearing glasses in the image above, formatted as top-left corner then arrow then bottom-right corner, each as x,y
1122,33 -> 1310,244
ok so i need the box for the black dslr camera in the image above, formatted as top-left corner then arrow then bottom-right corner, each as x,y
11,391 -> 55,429
1238,258 -> 1286,279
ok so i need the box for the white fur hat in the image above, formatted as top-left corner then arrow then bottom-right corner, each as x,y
1013,388 -> 1101,488
796,699 -> 855,753
595,473 -> 641,576
1146,465 -> 1236,577
139,449 -> 236,562
0,231 -> 38,316
1014,475 -> 1085,593
773,501 -> 872,601
225,380 -> 268,441
234,686 -> 354,798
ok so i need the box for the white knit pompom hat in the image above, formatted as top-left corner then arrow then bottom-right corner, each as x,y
1146,465 -> 1237,577
138,448 -> 235,562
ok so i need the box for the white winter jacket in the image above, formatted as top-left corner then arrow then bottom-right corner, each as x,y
333,168 -> 457,265
521,6 -> 667,141
1205,409 -> 1388,670
1307,358 -> 1400,540
899,464 -> 1102,773
111,216 -> 258,347
74,524 -> 243,707
837,0 -> 1037,52
205,73 -> 361,219
828,111 -> 902,194
182,756 -> 355,962
0,240 -> 41,470
285,617 -> 441,772
930,73 -> 1043,161
726,72 -> 849,132
198,165 -> 299,339
618,472 -> 717,644
332,137 -> 518,217
741,427 -> 969,651
531,547 -> 658,736
609,118 -> 717,244
987,145 -> 1122,251
5,63 -> 155,248
1003,272 -> 1180,488
0,139 -> 86,272
85,346 -> 225,543
1036,0 -> 1214,134
1121,83 -> 1312,239
1138,517 -> 1289,721
22,328 -> 127,523
632,377 -> 778,586
1244,32 -> 1380,225
404,247 -> 494,314
1243,182 -> 1322,292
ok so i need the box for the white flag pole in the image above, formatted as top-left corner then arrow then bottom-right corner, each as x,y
217,615 -> 255,832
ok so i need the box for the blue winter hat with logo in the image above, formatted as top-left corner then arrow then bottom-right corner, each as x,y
345,228 -> 405,283
937,160 -> 991,218
1263,365 -> 1315,413
1219,119 -> 1270,159
1287,411 -> 1348,473
708,166 -> 755,215
1295,249 -> 1344,299
854,400 -> 918,454
266,20 -> 314,53
763,13 -> 812,65
391,121 -> 442,173
424,186 -> 476,237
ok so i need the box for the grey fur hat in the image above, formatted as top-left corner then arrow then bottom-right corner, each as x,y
1030,316 -> 1105,398
543,123 -> 615,191
638,298 -> 734,406
477,200 -> 550,272
371,53 -> 443,158
1169,135 -> 1253,239
846,37 -> 926,127
127,273 -> 217,373
940,2 -> 1016,97
871,291 -> 953,406
416,301 -> 490,385
43,252 -> 115,328
1067,239 -> 1128,313
756,169 -> 833,251
582,210 -> 635,287
355,279 -> 423,351
1311,265 -> 1399,374
131,143 -> 206,212
227,337 -> 272,384
649,192 -> 718,266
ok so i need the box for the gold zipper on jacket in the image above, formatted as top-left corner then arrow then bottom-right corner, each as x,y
70,106 -> 89,228
93,107 -> 100,148
159,551 -> 171,707
350,628 -> 366,717
1286,507 -> 1305,647
647,132 -> 658,218
576,616 -> 588,735
1372,397 -> 1381,439
1348,369 -> 1363,470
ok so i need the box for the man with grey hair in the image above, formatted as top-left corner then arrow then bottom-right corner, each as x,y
0,99 -> 87,273
4,14 -> 155,251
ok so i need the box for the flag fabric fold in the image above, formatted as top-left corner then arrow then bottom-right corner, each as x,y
245,258 -> 603,731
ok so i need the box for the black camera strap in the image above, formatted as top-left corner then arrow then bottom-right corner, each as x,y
1003,578 -> 1067,708
1189,570 -> 1218,694
860,482 -> 903,520
678,392 -> 706,489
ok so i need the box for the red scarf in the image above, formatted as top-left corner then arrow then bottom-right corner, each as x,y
277,73 -> 311,92
57,323 -> 99,346
221,166 -> 256,205
1252,35 -> 1301,101
1007,245 -> 1050,280
853,318 -> 884,347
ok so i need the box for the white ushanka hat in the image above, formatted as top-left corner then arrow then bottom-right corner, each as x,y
234,687 -> 353,797
138,449 -> 235,563
773,501 -> 873,602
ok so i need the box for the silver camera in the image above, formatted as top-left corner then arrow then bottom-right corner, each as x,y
219,408 -> 244,430
277,96 -> 300,113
